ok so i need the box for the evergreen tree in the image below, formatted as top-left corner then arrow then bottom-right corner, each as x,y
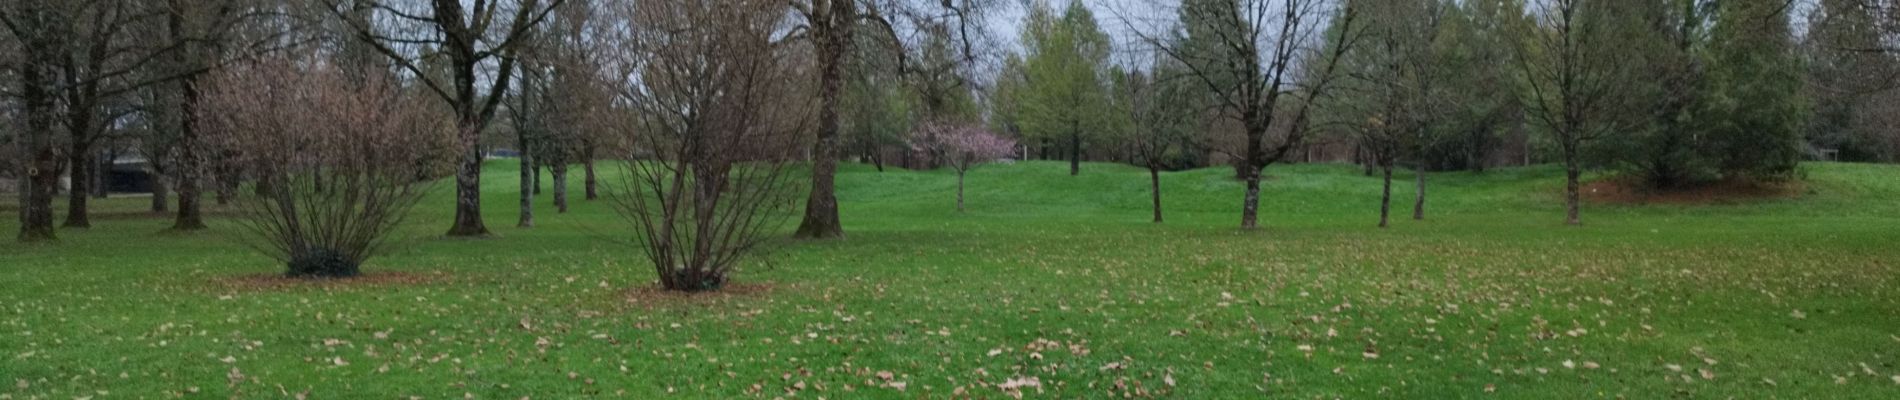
1422,0 -> 1528,172
1698,0 -> 1807,179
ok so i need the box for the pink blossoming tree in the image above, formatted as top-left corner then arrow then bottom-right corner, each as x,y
913,122 -> 1018,212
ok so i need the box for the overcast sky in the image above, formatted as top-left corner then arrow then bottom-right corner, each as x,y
982,0 -> 1179,66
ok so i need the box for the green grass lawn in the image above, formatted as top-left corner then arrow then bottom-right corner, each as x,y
2,160 -> 1897,398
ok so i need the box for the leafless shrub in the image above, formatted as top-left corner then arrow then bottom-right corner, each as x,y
598,0 -> 808,292
197,56 -> 457,278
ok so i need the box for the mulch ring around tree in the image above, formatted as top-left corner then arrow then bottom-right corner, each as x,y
212,270 -> 453,292
1583,177 -> 1806,205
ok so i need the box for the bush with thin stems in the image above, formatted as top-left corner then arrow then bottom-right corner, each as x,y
197,56 -> 457,278
597,0 -> 807,292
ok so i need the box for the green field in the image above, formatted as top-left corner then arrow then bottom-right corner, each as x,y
3,160 -> 1897,398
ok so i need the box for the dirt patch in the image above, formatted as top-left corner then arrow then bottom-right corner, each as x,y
1583,177 -> 1805,205
212,271 -> 451,292
624,282 -> 779,307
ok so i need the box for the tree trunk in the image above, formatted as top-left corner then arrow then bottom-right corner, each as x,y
17,59 -> 58,242
92,152 -> 110,199
872,151 -> 885,172
19,155 -> 58,241
1379,165 -> 1393,228
213,161 -> 236,206
1413,167 -> 1426,221
151,173 -> 170,213
956,170 -> 965,212
64,150 -> 93,228
1149,166 -> 1163,223
447,127 -> 490,236
517,152 -> 534,228
584,158 -> 599,200
1564,148 -> 1582,226
552,163 -> 569,213
1240,170 -> 1261,230
1068,128 -> 1080,176
793,0 -> 854,240
172,76 -> 207,231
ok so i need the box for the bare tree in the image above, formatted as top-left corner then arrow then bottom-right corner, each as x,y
147,0 -> 305,232
197,55 -> 456,278
1115,66 -> 1199,223
508,8 -> 602,223
1512,0 -> 1648,226
1124,0 -> 1363,230
332,0 -> 566,237
1321,0 -> 1445,227
600,0 -> 807,292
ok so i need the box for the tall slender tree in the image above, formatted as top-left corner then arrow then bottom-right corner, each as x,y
1320,0 -> 1446,227
1513,0 -> 1650,226
1113,64 -> 1198,223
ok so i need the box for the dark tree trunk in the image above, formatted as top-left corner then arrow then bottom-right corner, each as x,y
1413,167 -> 1426,221
551,163 -> 568,213
17,58 -> 59,242
213,162 -> 236,206
1150,166 -> 1163,223
872,151 -> 885,172
793,0 -> 854,240
955,170 -> 965,212
19,152 -> 59,241
151,173 -> 170,213
584,158 -> 599,201
1379,164 -> 1393,228
92,152 -> 110,199
518,151 -> 534,228
1564,147 -> 1582,226
172,75 -> 207,231
174,166 -> 206,230
1068,128 -> 1080,176
1240,170 -> 1261,229
1240,107 -> 1265,229
64,150 -> 93,228
535,164 -> 547,195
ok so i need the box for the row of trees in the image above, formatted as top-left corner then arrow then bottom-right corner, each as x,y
964,0 -> 1897,227
5,0 -> 1898,291
0,0 -> 1006,292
